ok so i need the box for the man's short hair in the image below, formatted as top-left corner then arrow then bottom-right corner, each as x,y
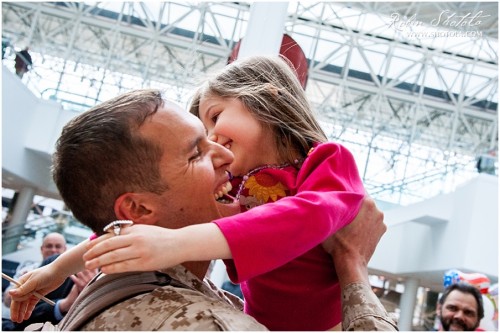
439,282 -> 484,320
52,89 -> 169,234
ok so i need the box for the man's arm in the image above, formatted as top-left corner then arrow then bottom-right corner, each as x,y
324,197 -> 398,331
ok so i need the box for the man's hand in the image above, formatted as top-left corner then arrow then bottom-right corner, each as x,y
323,196 -> 386,286
58,268 -> 98,314
57,286 -> 79,315
70,268 -> 98,293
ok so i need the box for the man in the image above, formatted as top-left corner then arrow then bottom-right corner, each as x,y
3,233 -> 67,329
437,282 -> 484,331
10,89 -> 396,330
8,232 -> 67,283
3,233 -> 95,331
39,232 -> 67,259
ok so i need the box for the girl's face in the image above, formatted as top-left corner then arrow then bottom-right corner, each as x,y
198,95 -> 280,176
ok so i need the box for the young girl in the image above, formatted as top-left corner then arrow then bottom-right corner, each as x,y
13,56 -> 366,330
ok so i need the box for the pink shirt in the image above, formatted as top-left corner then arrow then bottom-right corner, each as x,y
213,142 -> 365,330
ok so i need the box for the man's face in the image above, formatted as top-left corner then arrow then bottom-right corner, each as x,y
40,233 -> 67,259
439,290 -> 480,331
137,103 -> 240,229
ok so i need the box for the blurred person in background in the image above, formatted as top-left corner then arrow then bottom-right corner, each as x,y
3,232 -> 96,331
436,282 -> 484,331
14,46 -> 32,78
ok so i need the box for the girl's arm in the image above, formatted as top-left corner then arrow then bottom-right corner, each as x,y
84,142 -> 364,278
84,223 -> 231,274
9,240 -> 88,323
84,142 -> 364,280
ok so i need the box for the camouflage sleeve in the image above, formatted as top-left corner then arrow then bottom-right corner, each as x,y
342,282 -> 399,331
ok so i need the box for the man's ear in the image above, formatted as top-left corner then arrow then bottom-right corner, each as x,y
114,193 -> 156,225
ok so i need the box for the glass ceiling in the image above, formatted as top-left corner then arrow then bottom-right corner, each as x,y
2,1 -> 498,206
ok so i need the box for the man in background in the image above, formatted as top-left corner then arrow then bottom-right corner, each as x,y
4,233 -> 68,305
436,282 -> 484,331
3,232 -> 95,330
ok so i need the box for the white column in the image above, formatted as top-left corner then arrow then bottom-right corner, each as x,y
398,277 -> 419,331
2,187 -> 35,254
238,2 -> 289,58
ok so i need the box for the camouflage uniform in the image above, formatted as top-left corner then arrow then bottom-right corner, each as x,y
65,266 -> 267,331
342,282 -> 399,331
53,266 -> 395,331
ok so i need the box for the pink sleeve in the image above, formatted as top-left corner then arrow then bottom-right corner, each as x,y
214,142 -> 366,283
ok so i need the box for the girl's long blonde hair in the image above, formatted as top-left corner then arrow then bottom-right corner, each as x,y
190,55 -> 327,166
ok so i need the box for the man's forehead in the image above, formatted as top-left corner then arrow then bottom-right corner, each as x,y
148,104 -> 205,148
446,291 -> 478,308
159,102 -> 204,129
163,99 -> 183,112
43,234 -> 65,243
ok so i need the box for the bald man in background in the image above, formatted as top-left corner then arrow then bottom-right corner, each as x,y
38,232 -> 67,260
4,232 -> 67,306
3,232 -> 96,331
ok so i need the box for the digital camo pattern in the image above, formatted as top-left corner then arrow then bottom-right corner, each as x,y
81,266 -> 267,331
342,282 -> 399,331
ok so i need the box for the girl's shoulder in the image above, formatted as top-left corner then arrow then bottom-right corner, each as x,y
303,142 -> 355,166
298,141 -> 358,179
307,141 -> 350,156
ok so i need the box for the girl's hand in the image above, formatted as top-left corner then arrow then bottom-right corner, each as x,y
9,265 -> 67,323
83,224 -> 185,274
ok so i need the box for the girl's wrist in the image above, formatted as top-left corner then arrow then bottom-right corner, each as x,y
52,256 -> 74,279
181,223 -> 232,262
53,244 -> 85,277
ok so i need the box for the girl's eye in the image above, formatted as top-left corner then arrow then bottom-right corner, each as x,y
211,112 -> 220,123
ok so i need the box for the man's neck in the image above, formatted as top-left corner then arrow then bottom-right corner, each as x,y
182,261 -> 211,280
